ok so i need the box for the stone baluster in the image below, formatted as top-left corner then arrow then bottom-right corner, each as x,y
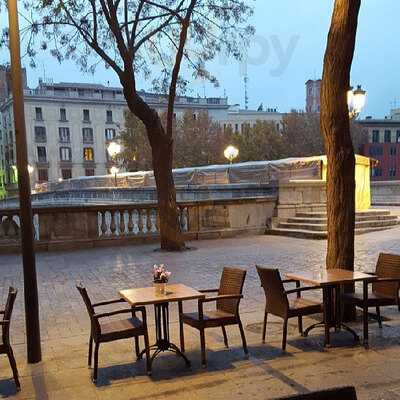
110,211 -> 117,236
146,209 -> 152,233
127,210 -> 134,234
100,211 -> 108,236
154,209 -> 160,233
119,210 -> 126,236
138,209 -> 144,234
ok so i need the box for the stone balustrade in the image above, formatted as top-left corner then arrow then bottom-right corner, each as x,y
0,197 -> 275,253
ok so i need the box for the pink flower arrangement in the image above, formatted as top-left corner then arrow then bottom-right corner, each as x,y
153,264 -> 171,283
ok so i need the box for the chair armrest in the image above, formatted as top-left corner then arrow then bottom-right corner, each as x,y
285,286 -> 321,295
131,306 -> 147,323
199,294 -> 243,304
198,289 -> 219,293
94,308 -> 133,319
92,298 -> 126,307
0,320 -> 10,325
373,277 -> 400,283
282,279 -> 300,284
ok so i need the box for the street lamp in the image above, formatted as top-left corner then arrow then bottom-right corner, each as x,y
224,145 -> 239,164
107,141 -> 121,158
110,166 -> 119,187
347,85 -> 366,119
27,165 -> 34,175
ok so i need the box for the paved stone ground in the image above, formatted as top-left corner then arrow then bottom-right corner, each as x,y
1,226 -> 400,399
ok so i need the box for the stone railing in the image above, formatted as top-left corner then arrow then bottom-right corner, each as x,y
0,197 -> 275,253
371,181 -> 400,205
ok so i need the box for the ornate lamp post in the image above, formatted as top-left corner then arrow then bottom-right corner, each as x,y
224,145 -> 239,164
110,166 -> 120,187
347,85 -> 366,119
107,142 -> 122,187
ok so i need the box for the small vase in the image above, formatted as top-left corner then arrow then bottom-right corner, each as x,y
154,282 -> 167,296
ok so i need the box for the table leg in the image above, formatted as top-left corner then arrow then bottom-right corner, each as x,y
323,286 -> 331,347
363,280 -> 369,349
139,302 -> 191,368
178,301 -> 185,352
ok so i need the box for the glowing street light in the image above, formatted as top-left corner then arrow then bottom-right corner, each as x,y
224,145 -> 239,164
107,141 -> 121,158
27,165 -> 34,175
347,85 -> 366,119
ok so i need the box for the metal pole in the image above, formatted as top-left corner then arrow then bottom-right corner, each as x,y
7,0 -> 42,363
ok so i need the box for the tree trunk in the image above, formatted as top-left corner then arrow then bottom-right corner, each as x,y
122,77 -> 184,251
320,0 -> 361,271
148,122 -> 184,251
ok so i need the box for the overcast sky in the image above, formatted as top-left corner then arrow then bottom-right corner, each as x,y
2,1 -> 399,117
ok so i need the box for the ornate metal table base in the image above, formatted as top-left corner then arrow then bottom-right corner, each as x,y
303,285 -> 359,347
138,302 -> 190,370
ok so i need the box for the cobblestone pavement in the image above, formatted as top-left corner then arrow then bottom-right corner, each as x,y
1,227 -> 400,399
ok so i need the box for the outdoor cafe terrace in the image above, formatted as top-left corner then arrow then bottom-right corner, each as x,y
1,229 -> 400,399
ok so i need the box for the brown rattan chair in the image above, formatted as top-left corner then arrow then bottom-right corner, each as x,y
256,266 -> 323,350
0,287 -> 20,390
180,267 -> 247,367
274,386 -> 357,400
343,252 -> 400,328
77,285 -> 151,382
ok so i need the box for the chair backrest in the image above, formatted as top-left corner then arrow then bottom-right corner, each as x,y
76,285 -> 100,337
2,287 -> 17,345
373,253 -> 400,298
274,386 -> 357,400
256,266 -> 288,318
216,267 -> 246,314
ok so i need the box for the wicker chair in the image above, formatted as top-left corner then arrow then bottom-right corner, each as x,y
180,267 -> 247,367
0,287 -> 20,390
274,386 -> 357,400
256,266 -> 323,350
77,285 -> 151,382
343,253 -> 400,328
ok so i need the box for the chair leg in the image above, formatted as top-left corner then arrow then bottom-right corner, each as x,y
143,332 -> 151,375
376,306 -> 383,329
6,347 -> 20,390
221,326 -> 229,348
262,312 -> 268,343
88,335 -> 93,367
93,342 -> 100,383
298,316 -> 303,335
134,336 -> 140,359
282,318 -> 288,351
200,328 -> 207,368
238,319 -> 248,355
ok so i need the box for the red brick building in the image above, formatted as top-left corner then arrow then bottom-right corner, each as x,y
359,118 -> 400,181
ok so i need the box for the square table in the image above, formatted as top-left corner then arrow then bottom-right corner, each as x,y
119,283 -> 205,368
285,269 -> 377,348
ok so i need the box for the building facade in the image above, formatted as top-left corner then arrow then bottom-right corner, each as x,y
305,79 -> 321,113
0,79 -> 229,186
220,104 -> 283,133
359,117 -> 400,181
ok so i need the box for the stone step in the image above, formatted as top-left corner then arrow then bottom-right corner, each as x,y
267,224 -> 400,240
278,219 -> 399,232
295,210 -> 392,219
286,215 -> 397,224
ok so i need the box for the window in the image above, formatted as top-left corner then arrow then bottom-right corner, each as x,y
372,130 -> 380,143
390,147 -> 397,156
60,108 -> 67,121
372,167 -> 382,177
389,168 -> 397,177
83,147 -> 94,161
397,131 -> 400,143
368,146 -> 383,157
82,127 -> 94,143
85,168 -> 95,176
59,147 -> 72,161
35,107 -> 43,121
83,109 -> 90,122
59,127 -> 70,143
38,169 -> 48,182
37,146 -> 47,163
34,126 -> 46,143
61,169 -> 72,180
106,110 -> 113,123
105,128 -> 116,141
385,130 -> 392,143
